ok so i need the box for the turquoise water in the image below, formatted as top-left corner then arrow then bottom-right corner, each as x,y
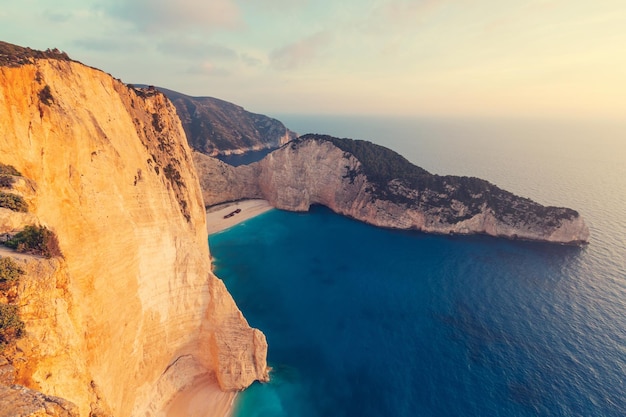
209,117 -> 626,417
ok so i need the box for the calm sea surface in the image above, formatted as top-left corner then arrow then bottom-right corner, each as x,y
209,116 -> 626,417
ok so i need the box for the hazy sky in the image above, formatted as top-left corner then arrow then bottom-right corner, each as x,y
2,0 -> 625,118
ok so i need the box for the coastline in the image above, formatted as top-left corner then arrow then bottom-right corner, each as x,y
198,199 -> 274,417
206,199 -> 274,235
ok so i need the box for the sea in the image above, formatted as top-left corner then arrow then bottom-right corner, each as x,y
209,116 -> 626,417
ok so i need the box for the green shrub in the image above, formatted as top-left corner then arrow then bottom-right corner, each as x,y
0,164 -> 21,176
0,257 -> 24,289
0,192 -> 28,212
0,175 -> 14,188
4,225 -> 62,258
0,304 -> 24,350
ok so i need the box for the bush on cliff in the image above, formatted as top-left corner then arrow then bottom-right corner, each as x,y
0,192 -> 28,212
0,257 -> 24,290
0,258 -> 26,351
4,225 -> 62,258
0,175 -> 15,188
0,304 -> 25,351
0,164 -> 21,176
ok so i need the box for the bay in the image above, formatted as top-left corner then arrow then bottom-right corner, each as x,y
209,116 -> 626,417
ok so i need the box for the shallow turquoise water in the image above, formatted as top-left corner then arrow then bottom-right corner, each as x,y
209,117 -> 626,417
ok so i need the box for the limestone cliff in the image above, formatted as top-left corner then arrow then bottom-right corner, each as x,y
0,42 -> 268,416
194,135 -> 589,245
151,86 -> 297,156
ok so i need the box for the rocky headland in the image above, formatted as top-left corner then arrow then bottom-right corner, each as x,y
0,41 -> 268,416
151,86 -> 297,156
194,134 -> 589,245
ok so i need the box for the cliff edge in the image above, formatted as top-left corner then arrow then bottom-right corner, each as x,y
154,86 -> 297,156
194,135 -> 589,245
0,41 -> 268,416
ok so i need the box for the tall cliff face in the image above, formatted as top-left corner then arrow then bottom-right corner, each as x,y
154,87 -> 297,156
0,45 -> 268,416
194,137 -> 589,245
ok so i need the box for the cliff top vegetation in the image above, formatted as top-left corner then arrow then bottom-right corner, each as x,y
0,41 -> 72,67
295,133 -> 488,197
0,163 -> 22,188
4,225 -> 62,258
0,164 -> 21,177
0,257 -> 25,351
294,134 -> 578,226
0,257 -> 23,289
0,192 -> 28,212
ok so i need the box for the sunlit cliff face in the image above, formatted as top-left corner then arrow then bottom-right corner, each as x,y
0,55 -> 267,416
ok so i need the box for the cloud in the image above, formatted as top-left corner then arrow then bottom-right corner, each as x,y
241,52 -> 262,67
482,1 -> 564,36
382,0 -> 444,20
73,37 -> 144,52
269,31 -> 331,70
157,38 -> 238,60
102,0 -> 242,32
43,9 -> 73,23
363,0 -> 448,33
245,0 -> 309,12
187,61 -> 231,76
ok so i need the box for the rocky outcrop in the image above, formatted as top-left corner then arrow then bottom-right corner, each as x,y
193,151 -> 261,206
0,384 -> 78,417
0,42 -> 268,416
153,87 -> 297,156
194,136 -> 589,245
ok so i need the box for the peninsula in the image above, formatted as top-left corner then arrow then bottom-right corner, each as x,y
194,134 -> 589,245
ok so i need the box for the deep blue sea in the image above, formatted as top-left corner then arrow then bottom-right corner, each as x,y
209,116 -> 626,417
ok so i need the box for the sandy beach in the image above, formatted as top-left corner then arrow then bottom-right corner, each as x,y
206,199 -> 274,235
164,374 -> 236,417
160,199 -> 274,417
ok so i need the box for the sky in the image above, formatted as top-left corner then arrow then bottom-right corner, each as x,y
2,0 -> 625,119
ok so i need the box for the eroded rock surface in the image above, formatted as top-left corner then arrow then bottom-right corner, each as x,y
0,41 -> 268,416
0,384 -> 78,417
194,135 -> 589,245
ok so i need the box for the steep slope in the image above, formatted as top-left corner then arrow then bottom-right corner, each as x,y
151,86 -> 297,156
0,42 -> 268,416
194,135 -> 589,245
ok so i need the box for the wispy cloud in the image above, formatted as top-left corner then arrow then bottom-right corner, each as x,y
482,0 -> 564,36
157,38 -> 238,61
241,53 -> 263,67
382,0 -> 443,20
187,61 -> 231,76
269,31 -> 331,70
73,37 -> 144,53
101,0 -> 242,33
363,0 -> 449,33
246,0 -> 309,12
43,9 -> 73,23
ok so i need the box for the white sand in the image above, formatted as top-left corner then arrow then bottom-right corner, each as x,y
206,199 -> 274,235
164,374 -> 236,417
